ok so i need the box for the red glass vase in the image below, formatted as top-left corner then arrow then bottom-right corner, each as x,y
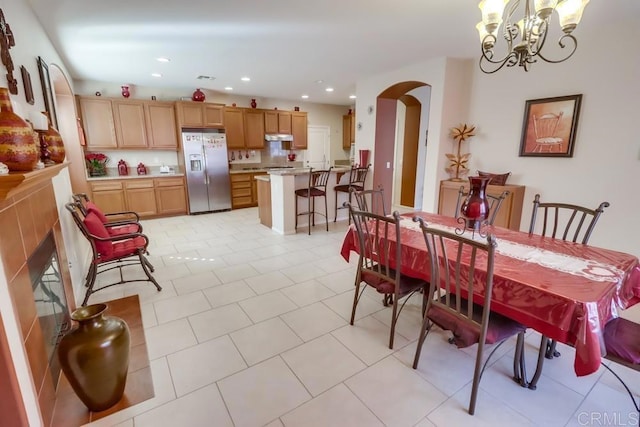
460,176 -> 491,230
121,85 -> 130,98
192,88 -> 205,102
250,99 -> 257,108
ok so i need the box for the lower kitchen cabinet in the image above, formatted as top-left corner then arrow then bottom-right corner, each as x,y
155,177 -> 187,215
230,173 -> 253,209
90,176 -> 187,218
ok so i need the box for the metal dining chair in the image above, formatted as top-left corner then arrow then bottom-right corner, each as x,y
347,204 -> 428,349
334,164 -> 369,222
349,186 -> 387,217
412,216 -> 526,415
514,193 -> 610,389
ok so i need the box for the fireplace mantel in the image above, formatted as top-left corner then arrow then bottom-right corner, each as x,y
0,163 -> 69,201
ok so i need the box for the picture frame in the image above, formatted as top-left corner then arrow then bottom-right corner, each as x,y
20,66 -> 34,105
37,56 -> 58,129
519,94 -> 582,158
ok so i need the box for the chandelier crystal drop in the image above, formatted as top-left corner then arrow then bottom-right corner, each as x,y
477,0 -> 589,73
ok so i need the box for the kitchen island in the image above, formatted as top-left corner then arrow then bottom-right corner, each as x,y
264,167 -> 350,234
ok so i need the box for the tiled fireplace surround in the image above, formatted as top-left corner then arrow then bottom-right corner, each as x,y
0,165 -> 72,426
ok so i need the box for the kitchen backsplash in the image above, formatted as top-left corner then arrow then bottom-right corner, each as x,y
228,141 -> 303,167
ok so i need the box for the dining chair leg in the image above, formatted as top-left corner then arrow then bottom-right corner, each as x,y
324,194 -> 328,231
412,317 -> 431,369
295,195 -> 298,231
307,194 -> 312,235
545,339 -> 561,359
334,190 -> 339,222
350,281 -> 362,325
527,335 -> 549,390
469,341 -> 486,415
388,296 -> 399,349
138,252 -> 162,291
513,332 -> 527,387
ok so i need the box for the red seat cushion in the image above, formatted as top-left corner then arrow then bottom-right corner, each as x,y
334,184 -> 364,193
83,211 -> 114,257
361,269 -> 426,297
107,223 -> 140,236
98,236 -> 148,263
295,188 -> 326,197
86,201 -> 109,223
604,317 -> 640,364
428,296 -> 526,348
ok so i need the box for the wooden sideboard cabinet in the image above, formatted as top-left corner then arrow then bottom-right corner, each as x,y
437,179 -> 526,231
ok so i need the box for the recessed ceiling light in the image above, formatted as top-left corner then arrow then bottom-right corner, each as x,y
315,80 -> 324,84
325,87 -> 334,92
224,86 -> 233,91
151,73 -> 162,78
156,57 -> 170,62
349,95 -> 356,99
241,76 -> 251,82
301,94 -> 309,99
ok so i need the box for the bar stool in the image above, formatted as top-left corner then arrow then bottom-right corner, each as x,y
334,164 -> 369,222
295,167 -> 332,235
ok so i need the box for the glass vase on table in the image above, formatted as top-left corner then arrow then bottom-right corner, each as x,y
457,175 -> 491,237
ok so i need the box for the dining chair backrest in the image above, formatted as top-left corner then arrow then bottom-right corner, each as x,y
348,164 -> 369,187
349,207 -> 402,297
349,186 -> 387,217
528,194 -> 610,244
309,167 -> 332,191
454,187 -> 510,226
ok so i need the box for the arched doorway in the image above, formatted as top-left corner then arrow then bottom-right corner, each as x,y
372,81 -> 431,211
50,65 -> 88,195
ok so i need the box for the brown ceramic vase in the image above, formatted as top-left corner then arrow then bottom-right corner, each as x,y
38,112 -> 65,163
0,87 -> 39,171
58,303 -> 130,412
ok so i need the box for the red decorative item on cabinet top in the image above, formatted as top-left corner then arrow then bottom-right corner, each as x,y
250,99 -> 257,108
136,163 -> 147,175
192,88 -> 205,102
121,85 -> 130,98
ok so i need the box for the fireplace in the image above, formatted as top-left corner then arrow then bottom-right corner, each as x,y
27,231 -> 70,390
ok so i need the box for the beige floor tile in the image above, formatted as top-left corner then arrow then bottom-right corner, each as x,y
171,270 -> 221,295
281,334 -> 365,396
214,263 -> 260,283
218,357 -> 311,427
134,383 -> 233,427
230,317 -> 302,366
345,356 -> 448,426
153,291 -> 211,324
564,381 -> 639,427
139,302 -> 158,328
203,280 -> 257,308
188,303 -> 252,342
332,315 -> 409,366
145,318 -> 197,359
323,290 -> 384,322
281,262 -> 330,283
281,384 -> 383,427
238,290 -> 297,323
280,280 -> 336,307
167,335 -> 246,396
316,269 -> 357,294
280,302 -> 347,341
245,270 -> 295,295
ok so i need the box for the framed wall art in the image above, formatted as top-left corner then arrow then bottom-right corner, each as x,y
20,66 -> 34,104
519,94 -> 582,158
37,56 -> 58,129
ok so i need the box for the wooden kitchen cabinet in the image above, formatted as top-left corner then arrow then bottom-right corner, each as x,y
342,113 -> 355,149
244,109 -> 265,148
252,172 -> 267,205
230,173 -> 253,209
224,107 -> 245,149
291,112 -> 308,149
145,102 -> 178,149
89,181 -> 126,214
112,100 -> 148,148
264,111 -> 292,134
124,179 -> 157,217
257,176 -> 272,228
155,177 -> 187,215
437,179 -> 526,231
176,102 -> 225,128
79,97 -> 118,149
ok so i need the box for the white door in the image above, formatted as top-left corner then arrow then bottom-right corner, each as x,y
305,125 -> 330,169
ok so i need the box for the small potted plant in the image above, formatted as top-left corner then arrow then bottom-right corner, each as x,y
85,152 -> 109,176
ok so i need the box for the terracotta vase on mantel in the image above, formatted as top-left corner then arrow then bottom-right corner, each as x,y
37,112 -> 65,164
0,87 -> 39,171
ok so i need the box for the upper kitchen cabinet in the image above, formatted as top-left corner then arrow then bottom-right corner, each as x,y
244,109 -> 265,149
112,100 -> 148,148
291,112 -> 307,149
342,113 -> 355,149
79,97 -> 118,149
176,102 -> 224,128
145,102 -> 178,149
224,107 -> 245,149
264,110 -> 292,134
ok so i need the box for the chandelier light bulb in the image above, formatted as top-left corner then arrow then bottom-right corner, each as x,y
556,0 -> 590,33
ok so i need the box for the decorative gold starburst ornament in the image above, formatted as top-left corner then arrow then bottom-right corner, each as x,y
445,124 -> 476,181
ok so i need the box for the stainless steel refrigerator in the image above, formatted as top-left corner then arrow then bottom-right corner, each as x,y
182,130 -> 232,213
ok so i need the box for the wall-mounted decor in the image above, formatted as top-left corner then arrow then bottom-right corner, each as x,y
519,94 -> 582,158
21,66 -> 34,104
0,8 -> 18,94
37,56 -> 58,129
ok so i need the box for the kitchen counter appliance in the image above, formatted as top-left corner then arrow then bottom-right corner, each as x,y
182,129 -> 231,213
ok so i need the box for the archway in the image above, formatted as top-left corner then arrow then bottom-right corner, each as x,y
372,81 -> 431,211
50,64 -> 88,195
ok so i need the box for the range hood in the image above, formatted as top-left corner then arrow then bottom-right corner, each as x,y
264,134 -> 294,142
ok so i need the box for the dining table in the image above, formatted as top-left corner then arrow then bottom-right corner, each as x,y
339,211 -> 640,378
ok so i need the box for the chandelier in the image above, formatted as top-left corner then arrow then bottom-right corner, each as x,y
476,0 -> 590,73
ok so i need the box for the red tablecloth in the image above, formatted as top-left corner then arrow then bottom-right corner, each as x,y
340,212 -> 640,376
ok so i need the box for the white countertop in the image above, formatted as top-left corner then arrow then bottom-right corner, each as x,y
86,172 -> 185,181
267,167 -> 350,176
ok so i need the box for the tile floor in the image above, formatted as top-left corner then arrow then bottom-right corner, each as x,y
84,208 -> 640,427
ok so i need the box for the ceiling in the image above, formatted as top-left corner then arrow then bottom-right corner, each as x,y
26,0 -> 638,106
